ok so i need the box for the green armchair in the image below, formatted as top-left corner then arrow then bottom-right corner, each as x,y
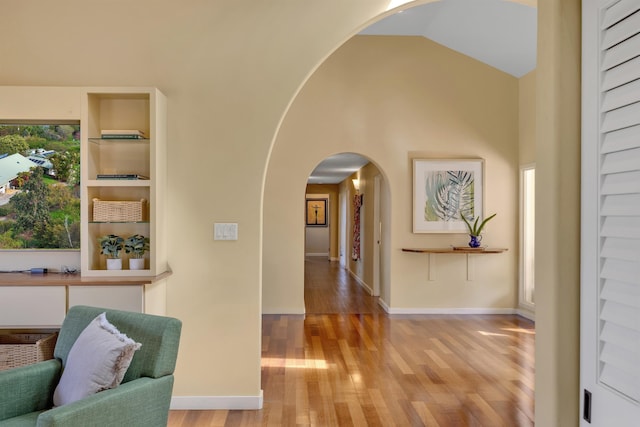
0,305 -> 182,427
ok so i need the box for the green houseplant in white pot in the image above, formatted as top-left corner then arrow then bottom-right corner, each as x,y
98,234 -> 124,270
124,234 -> 149,270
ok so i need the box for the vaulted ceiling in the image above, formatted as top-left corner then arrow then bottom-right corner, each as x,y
308,0 -> 537,185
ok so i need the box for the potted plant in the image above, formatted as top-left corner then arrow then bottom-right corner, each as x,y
461,213 -> 497,248
98,234 -> 124,270
124,234 -> 149,270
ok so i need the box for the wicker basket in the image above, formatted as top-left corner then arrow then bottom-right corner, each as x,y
0,333 -> 58,371
93,198 -> 146,222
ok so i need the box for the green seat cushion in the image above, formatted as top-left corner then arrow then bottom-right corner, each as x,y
0,410 -> 45,427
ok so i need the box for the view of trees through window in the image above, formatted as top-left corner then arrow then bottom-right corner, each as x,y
0,124 -> 80,249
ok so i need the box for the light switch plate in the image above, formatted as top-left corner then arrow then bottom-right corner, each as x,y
214,223 -> 238,241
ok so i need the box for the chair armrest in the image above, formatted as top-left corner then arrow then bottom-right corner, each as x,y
37,375 -> 174,427
0,359 -> 61,421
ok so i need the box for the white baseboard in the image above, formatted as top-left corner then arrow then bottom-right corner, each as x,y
383,307 -> 517,315
262,308 -> 305,315
516,307 -> 536,321
329,257 -> 339,262
347,268 -> 373,295
376,300 -> 515,315
378,298 -> 391,312
171,391 -> 263,410
305,253 -> 328,257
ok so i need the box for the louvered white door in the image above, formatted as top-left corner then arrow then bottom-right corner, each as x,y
582,0 -> 640,425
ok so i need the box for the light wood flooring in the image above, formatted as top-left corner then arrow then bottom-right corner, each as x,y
168,257 -> 535,426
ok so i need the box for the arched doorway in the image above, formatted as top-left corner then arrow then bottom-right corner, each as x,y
262,140 -> 391,315
260,0 -> 572,424
302,154 -> 389,313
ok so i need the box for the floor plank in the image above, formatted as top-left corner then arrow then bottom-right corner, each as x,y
168,257 -> 535,426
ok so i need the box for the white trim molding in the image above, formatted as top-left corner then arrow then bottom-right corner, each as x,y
377,298 -> 525,318
262,308 -> 305,315
381,306 -> 517,315
516,307 -> 535,321
348,268 -> 373,295
171,391 -> 263,410
377,298 -> 391,312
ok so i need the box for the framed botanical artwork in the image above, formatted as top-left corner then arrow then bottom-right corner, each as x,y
306,198 -> 328,227
413,158 -> 484,233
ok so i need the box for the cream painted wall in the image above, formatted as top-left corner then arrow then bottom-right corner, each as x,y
519,70 -> 537,166
534,0 -> 580,425
0,0 -> 402,401
346,163 -> 384,296
264,35 -> 520,314
0,0 -> 582,422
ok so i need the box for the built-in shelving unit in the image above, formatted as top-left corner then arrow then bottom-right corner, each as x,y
0,86 -> 170,328
80,88 -> 167,277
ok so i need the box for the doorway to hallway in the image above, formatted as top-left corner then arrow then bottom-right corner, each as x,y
304,256 -> 381,314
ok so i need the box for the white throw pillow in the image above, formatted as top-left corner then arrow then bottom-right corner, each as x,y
53,312 -> 141,406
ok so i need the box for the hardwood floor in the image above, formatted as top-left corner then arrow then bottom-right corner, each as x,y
304,257 -> 382,314
168,257 -> 535,426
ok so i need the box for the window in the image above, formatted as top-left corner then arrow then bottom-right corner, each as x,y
520,165 -> 535,309
0,123 -> 80,249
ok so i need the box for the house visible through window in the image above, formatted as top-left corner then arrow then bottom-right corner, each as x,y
0,123 -> 80,249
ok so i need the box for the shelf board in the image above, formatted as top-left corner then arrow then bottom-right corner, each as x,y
402,247 -> 508,254
89,221 -> 150,224
88,138 -> 149,145
87,179 -> 150,187
0,270 -> 171,286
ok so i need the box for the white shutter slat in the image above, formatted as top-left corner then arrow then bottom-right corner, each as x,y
602,32 -> 640,70
601,171 -> 640,194
601,279 -> 640,308
601,237 -> 640,262
602,78 -> 640,111
601,345 -> 640,380
602,101 -> 640,132
602,124 -> 640,153
602,0 -> 640,29
600,147 -> 640,174
601,321 -> 640,354
601,194 -> 640,215
601,216 -> 640,238
601,257 -> 640,285
596,1 -> 640,408
603,56 -> 640,91
602,9 -> 640,49
601,300 -> 640,334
